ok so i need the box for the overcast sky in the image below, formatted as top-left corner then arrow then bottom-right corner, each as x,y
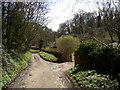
45,0 -> 99,31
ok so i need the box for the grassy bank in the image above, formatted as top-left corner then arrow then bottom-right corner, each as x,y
38,51 -> 57,62
29,49 -> 40,53
1,52 -> 32,89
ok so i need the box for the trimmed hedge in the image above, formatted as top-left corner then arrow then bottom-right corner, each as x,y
1,51 -> 32,89
75,41 -> 120,73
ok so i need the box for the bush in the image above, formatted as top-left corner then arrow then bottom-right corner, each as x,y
75,41 -> 120,73
67,66 -> 119,89
76,41 -> 97,57
1,51 -> 32,89
38,51 -> 58,62
75,41 -> 97,67
56,35 -> 80,62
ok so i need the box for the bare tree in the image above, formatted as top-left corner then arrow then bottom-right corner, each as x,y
2,2 -> 49,55
96,0 -> 120,43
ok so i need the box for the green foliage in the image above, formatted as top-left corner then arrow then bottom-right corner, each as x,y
43,49 -> 63,63
56,35 -> 80,61
38,51 -> 57,62
68,66 -> 118,89
1,52 -> 32,89
89,45 -> 115,59
2,2 -> 48,55
21,52 -> 32,62
76,41 -> 97,57
29,49 -> 40,53
75,41 -> 120,72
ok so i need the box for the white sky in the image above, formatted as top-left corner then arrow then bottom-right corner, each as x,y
46,0 -> 99,31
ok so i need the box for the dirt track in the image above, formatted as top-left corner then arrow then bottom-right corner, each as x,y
8,54 -> 74,88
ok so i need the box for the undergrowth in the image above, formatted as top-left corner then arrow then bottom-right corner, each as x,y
1,51 -> 32,89
67,65 -> 119,89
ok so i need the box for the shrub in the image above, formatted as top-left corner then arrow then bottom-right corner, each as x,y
75,41 -> 120,73
76,41 -> 97,57
90,45 -> 115,69
75,41 -> 97,67
67,66 -> 119,89
56,35 -> 80,62
38,51 -> 57,62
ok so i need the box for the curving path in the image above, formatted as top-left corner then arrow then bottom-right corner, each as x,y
8,54 -> 74,88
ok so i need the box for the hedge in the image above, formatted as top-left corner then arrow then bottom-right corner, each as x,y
75,41 -> 120,73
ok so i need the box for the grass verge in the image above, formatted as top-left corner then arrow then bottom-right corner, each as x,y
1,52 -> 32,89
38,51 -> 57,62
29,49 -> 40,53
